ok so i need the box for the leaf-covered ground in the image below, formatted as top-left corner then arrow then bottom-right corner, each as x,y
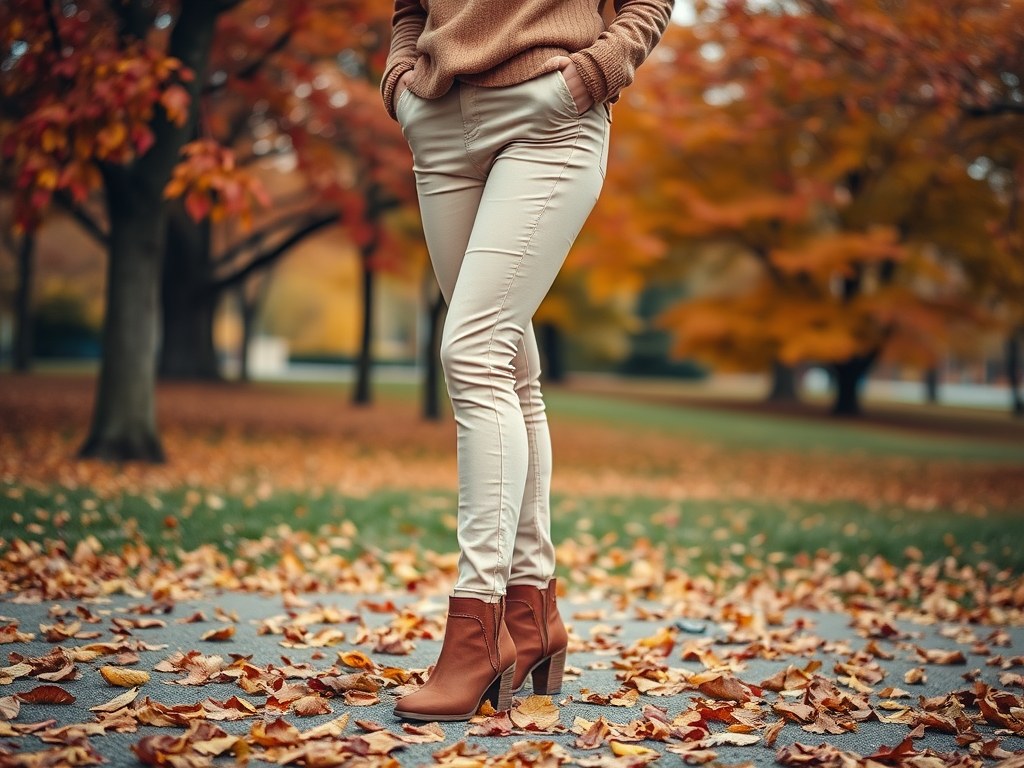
0,373 -> 1022,767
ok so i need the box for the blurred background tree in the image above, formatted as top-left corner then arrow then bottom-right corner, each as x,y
2,0 -> 1023,472
1,0 -> 420,461
614,0 -> 1024,415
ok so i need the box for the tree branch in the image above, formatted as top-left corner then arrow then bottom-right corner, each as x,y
42,0 -> 63,58
212,209 -> 335,267
113,0 -> 155,43
205,28 -> 295,95
211,211 -> 341,293
961,101 -> 1024,117
53,191 -> 109,245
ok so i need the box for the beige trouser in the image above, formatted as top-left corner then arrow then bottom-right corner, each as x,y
396,71 -> 610,601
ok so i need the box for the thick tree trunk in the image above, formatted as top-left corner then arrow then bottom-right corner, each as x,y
539,322 -> 565,384
80,0 -> 220,461
1008,332 -> 1023,417
158,201 -> 220,380
79,170 -> 167,461
353,248 -> 375,405
924,367 -> 939,404
767,360 -> 799,402
422,285 -> 446,420
831,353 -> 876,417
13,233 -> 34,372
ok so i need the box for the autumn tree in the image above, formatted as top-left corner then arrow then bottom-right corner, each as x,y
605,0 -> 1024,415
2,0 -> 255,460
3,0 -> 422,465
155,0 -> 413,386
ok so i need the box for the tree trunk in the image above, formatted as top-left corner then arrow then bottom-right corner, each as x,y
539,322 -> 565,384
237,285 -> 254,382
924,367 -> 939,404
80,0 -> 221,461
1008,332 -> 1023,417
767,360 -> 799,402
13,233 -> 34,372
79,169 -> 167,462
422,284 -> 446,420
353,246 -> 375,405
158,201 -> 220,380
236,271 -> 275,382
831,354 -> 876,417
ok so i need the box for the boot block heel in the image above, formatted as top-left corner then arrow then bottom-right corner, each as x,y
482,664 -> 516,713
532,648 -> 566,695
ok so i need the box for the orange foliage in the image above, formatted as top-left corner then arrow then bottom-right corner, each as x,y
577,0 -> 1024,380
1,1 -> 192,231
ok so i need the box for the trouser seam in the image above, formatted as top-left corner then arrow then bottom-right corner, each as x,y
484,121 -> 583,596
461,84 -> 489,178
518,339 -> 544,579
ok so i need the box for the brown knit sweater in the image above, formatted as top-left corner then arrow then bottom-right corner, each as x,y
381,0 -> 675,120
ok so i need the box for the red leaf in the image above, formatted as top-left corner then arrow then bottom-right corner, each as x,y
16,685 -> 75,705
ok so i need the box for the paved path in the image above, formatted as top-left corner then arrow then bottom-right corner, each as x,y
1,592 -> 1022,767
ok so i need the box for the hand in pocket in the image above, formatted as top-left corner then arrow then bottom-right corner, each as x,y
544,56 -> 594,115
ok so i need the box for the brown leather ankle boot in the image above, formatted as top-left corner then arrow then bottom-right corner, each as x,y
393,596 -> 517,721
505,579 -> 569,694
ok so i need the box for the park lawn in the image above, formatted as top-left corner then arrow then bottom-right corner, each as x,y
542,389 -> 1024,462
2,481 -> 1020,584
2,373 -> 1022,602
265,379 -> 1024,462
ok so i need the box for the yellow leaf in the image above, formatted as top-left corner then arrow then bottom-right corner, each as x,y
99,666 -> 150,687
610,741 -> 660,757
338,651 -> 374,669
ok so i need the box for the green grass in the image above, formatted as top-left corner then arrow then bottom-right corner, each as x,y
541,390 -> 1024,462
3,482 -> 1020,578
258,380 -> 1024,462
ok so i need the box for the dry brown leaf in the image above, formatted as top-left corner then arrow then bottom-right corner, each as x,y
706,731 -> 760,746
915,647 -> 967,665
575,716 -> 612,750
510,695 -> 561,732
466,711 -> 515,737
90,686 -> 140,712
249,716 -> 302,747
344,690 -> 380,706
291,695 -> 332,716
200,625 -> 235,642
100,665 -> 150,687
695,673 -> 760,703
301,712 -> 351,740
0,696 -> 20,721
905,667 -> 927,685
764,718 -> 785,746
355,729 -> 407,755
666,742 -> 719,765
400,722 -> 445,743
16,685 -> 75,705
611,688 -> 642,707
878,686 -> 911,698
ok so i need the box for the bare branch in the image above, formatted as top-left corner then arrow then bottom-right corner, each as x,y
212,209 -> 334,267
211,211 -> 341,292
961,101 -> 1024,117
53,191 -> 109,245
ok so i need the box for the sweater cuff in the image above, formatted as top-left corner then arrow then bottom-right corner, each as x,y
381,60 -> 416,121
568,50 -> 611,104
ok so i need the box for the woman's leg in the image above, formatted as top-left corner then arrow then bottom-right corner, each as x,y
507,323 -> 557,588
436,75 -> 608,601
402,74 -> 608,600
394,74 -> 607,719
